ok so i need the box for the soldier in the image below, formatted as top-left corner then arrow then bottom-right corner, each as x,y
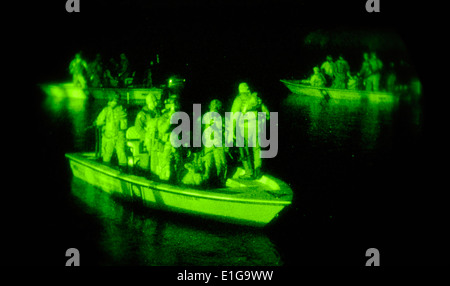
118,53 -> 130,87
124,93 -> 161,171
320,55 -> 335,87
358,52 -> 371,89
132,93 -> 160,141
202,99 -> 227,186
347,73 -> 358,90
310,66 -> 326,87
144,61 -> 154,88
180,99 -> 227,187
88,53 -> 103,88
332,55 -> 350,89
366,52 -> 383,91
152,95 -> 180,181
103,58 -> 119,88
95,93 -> 128,169
69,52 -> 88,88
385,62 -> 397,92
230,82 -> 269,179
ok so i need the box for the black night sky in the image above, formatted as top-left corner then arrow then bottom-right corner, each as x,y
28,0 -> 428,88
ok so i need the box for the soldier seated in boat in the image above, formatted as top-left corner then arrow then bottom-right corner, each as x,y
310,67 -> 326,87
347,72 -> 359,90
301,67 -> 326,87
95,93 -> 128,170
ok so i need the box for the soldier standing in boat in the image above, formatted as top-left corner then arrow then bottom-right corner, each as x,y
332,55 -> 350,89
181,99 -> 228,187
230,82 -> 269,179
366,52 -> 383,92
320,55 -> 335,87
126,93 -> 161,171
202,99 -> 228,186
118,53 -> 130,87
88,53 -> 103,88
144,61 -> 154,88
130,93 -> 160,141
95,93 -> 128,169
358,52 -> 371,90
69,52 -> 88,89
141,93 -> 162,173
153,94 -> 181,181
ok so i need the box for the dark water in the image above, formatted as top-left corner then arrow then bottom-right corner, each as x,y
33,84 -> 425,269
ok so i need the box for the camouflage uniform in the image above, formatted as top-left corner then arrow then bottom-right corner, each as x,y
202,99 -> 227,185
366,54 -> 383,91
332,57 -> 350,89
231,83 -> 268,179
69,53 -> 88,88
95,95 -> 128,166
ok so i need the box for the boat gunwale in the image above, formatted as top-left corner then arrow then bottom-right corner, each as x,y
65,152 -> 292,206
86,87 -> 163,93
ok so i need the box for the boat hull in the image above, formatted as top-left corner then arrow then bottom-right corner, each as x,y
66,153 -> 293,227
40,83 -> 162,104
280,79 -> 397,103
87,87 -> 162,104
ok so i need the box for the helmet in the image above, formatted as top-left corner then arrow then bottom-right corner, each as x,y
209,99 -> 222,112
238,82 -> 250,94
145,93 -> 157,110
107,93 -> 120,102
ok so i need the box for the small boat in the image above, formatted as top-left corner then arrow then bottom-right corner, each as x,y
280,79 -> 398,103
40,82 -> 162,104
87,87 -> 163,104
65,152 -> 293,227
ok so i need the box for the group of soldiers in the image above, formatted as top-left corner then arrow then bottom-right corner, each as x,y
306,52 -> 389,92
94,82 -> 269,187
69,52 -> 155,89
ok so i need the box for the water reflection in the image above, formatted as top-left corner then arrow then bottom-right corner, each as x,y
282,93 -> 400,152
41,83 -> 96,151
42,83 -> 87,113
71,178 -> 282,266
